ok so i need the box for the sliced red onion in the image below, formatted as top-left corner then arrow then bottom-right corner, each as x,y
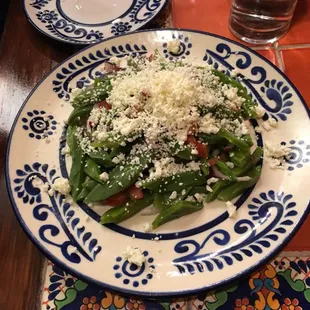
211,166 -> 229,179
224,143 -> 234,152
104,62 -> 120,73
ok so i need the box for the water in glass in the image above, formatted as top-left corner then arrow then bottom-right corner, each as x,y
229,0 -> 298,44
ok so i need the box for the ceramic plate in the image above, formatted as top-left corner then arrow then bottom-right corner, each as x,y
23,0 -> 168,44
6,29 -> 310,296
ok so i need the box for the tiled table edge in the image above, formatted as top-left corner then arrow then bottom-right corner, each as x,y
40,250 -> 310,310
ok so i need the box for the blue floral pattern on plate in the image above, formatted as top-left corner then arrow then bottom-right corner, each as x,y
22,110 -> 57,139
24,0 -> 169,44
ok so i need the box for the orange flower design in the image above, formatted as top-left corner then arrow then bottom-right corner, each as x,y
235,298 -> 255,310
281,298 -> 302,310
126,298 -> 146,310
80,296 -> 100,310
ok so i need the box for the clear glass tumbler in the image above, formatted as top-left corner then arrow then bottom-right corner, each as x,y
229,0 -> 298,44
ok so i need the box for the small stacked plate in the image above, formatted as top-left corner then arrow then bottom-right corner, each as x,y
24,0 -> 169,44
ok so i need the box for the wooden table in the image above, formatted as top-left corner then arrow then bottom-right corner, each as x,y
1,0 -> 309,309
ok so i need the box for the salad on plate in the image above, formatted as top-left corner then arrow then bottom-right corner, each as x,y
64,52 -> 263,229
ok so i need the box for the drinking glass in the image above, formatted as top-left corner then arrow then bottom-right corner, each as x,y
229,0 -> 298,44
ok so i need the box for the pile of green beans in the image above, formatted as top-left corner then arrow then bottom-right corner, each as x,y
66,63 -> 262,230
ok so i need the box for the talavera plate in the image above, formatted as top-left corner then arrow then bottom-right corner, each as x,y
23,0 -> 168,44
6,29 -> 310,296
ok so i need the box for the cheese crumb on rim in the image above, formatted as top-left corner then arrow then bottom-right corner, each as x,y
122,246 -> 146,267
226,201 -> 237,218
52,177 -> 71,196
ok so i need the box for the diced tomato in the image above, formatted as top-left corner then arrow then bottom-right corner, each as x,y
186,135 -> 208,158
208,158 -> 218,167
196,142 -> 208,158
186,135 -> 197,147
88,121 -> 93,127
128,185 -> 144,200
98,100 -> 112,110
104,191 -> 128,207
149,54 -> 154,62
219,152 -> 228,161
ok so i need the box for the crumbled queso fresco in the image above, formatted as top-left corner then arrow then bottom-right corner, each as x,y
74,55 -> 251,181
122,246 -> 145,267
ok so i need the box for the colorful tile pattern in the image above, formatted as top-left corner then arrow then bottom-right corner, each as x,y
40,0 -> 310,308
42,252 -> 310,310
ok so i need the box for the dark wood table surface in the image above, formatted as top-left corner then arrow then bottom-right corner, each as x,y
0,0 -> 77,308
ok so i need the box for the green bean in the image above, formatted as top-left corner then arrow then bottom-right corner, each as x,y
198,133 -> 227,145
230,148 -> 250,167
218,128 -> 249,151
68,126 -> 87,201
92,133 -> 138,149
188,186 -> 207,196
205,180 -> 232,203
76,179 -> 99,201
242,134 -> 254,147
141,171 -> 207,193
68,105 -> 93,125
76,187 -> 89,201
152,201 -> 203,229
109,143 -> 133,158
66,125 -> 75,153
100,193 -> 154,224
84,154 -> 151,203
72,77 -> 112,108
91,134 -> 124,149
216,161 -> 235,180
153,187 -> 192,210
169,141 -> 197,160
84,158 -> 104,184
212,69 -> 257,119
82,179 -> 98,190
217,166 -> 262,201
232,147 -> 263,177
88,151 -> 115,168
200,159 -> 209,176
175,147 -> 197,161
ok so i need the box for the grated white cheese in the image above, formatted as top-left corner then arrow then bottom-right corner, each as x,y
226,201 -> 237,218
194,193 -> 203,202
255,106 -> 266,118
77,57 -> 252,157
226,162 -> 235,169
236,176 -> 252,181
207,177 -> 219,185
255,126 -> 262,133
61,145 -> 70,156
206,185 -> 213,192
52,177 -> 71,196
268,117 -> 278,128
99,172 -> 109,181
167,39 -> 181,54
262,121 -> 271,131
122,246 -> 145,267
265,141 -> 291,169
143,223 -> 152,232
169,191 -> 178,200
